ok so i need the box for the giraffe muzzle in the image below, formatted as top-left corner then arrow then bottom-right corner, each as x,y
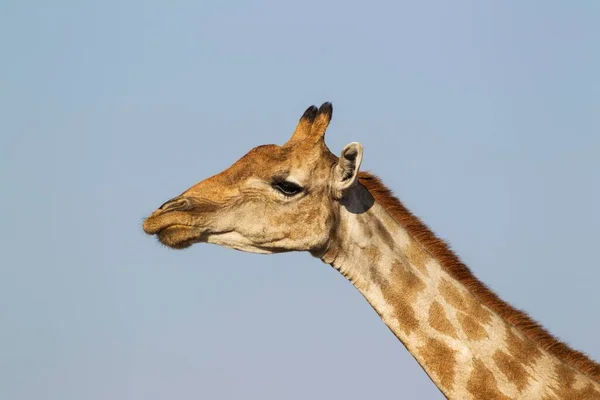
142,197 -> 196,235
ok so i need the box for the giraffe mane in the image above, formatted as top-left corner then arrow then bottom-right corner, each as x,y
358,171 -> 600,382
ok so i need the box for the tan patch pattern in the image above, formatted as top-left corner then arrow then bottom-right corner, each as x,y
364,245 -> 382,265
467,359 -> 511,400
440,279 -> 468,311
505,327 -> 542,368
429,301 -> 457,338
548,364 -> 600,400
380,261 -> 425,335
392,301 -> 420,335
359,173 -> 600,381
550,383 -> 600,400
418,338 -> 456,392
404,240 -> 430,276
440,279 -> 492,324
555,363 -> 576,388
493,350 -> 530,391
458,313 -> 488,341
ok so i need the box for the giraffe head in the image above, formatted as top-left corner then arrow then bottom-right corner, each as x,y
142,102 -> 364,254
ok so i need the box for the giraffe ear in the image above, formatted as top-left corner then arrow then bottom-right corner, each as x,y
332,142 -> 363,194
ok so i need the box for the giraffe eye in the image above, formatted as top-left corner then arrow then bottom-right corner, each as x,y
272,180 -> 303,196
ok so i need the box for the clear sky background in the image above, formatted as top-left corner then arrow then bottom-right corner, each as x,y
1,1 -> 599,399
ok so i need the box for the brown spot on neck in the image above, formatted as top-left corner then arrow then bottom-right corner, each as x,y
467,358 -> 511,400
376,261 -> 425,336
364,245 -> 382,265
492,350 -> 531,391
440,279 -> 468,312
458,313 -> 488,341
505,327 -> 542,367
429,301 -> 458,338
419,338 -> 457,393
440,279 -> 492,324
550,364 -> 600,399
403,239 -> 431,276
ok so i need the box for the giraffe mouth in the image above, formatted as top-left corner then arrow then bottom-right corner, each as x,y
143,209 -> 194,235
155,225 -> 205,249
143,207 -> 212,249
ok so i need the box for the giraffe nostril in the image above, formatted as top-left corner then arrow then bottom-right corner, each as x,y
158,197 -> 191,213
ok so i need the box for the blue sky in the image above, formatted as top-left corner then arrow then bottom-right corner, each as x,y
1,1 -> 599,399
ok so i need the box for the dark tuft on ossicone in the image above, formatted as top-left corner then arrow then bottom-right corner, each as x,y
318,102 -> 333,121
301,105 -> 318,122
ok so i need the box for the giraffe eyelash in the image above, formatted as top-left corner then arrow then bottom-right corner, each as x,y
272,180 -> 303,196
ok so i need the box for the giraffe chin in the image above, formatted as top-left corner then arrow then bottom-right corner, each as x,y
156,225 -> 204,250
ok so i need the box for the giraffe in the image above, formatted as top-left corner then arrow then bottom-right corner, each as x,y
142,102 -> 600,399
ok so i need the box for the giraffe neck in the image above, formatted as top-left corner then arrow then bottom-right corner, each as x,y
318,181 -> 600,399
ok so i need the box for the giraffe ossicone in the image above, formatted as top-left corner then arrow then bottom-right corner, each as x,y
143,102 -> 600,399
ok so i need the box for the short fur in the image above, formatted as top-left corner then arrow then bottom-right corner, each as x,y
358,171 -> 600,382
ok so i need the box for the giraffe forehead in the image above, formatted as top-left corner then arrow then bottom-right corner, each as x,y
228,144 -> 289,177
224,143 -> 333,182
